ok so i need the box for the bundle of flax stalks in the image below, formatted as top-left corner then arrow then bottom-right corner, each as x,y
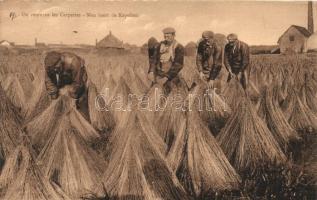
301,75 -> 317,114
167,107 -> 240,198
0,85 -> 22,170
25,88 -> 101,153
0,142 -> 71,200
141,83 -> 164,122
191,79 -> 231,134
222,78 -> 245,110
88,81 -> 116,133
286,87 -> 317,131
270,81 -> 286,106
108,78 -> 133,122
2,74 -> 28,116
248,81 -> 261,103
217,94 -> 286,171
94,111 -> 190,200
36,94 -> 105,198
155,87 -> 187,154
100,73 -> 117,105
258,86 -> 299,151
223,77 -> 260,109
24,81 -> 52,122
123,67 -> 149,95
281,87 -> 297,120
24,71 -> 48,119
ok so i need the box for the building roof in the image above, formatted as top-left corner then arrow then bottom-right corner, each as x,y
97,31 -> 124,49
292,25 -> 312,37
0,40 -> 14,46
278,25 -> 312,43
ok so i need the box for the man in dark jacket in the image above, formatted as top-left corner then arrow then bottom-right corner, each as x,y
196,31 -> 222,85
147,27 -> 185,95
224,33 -> 250,90
44,51 -> 88,109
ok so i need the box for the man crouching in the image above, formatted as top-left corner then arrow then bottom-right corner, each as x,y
44,51 -> 89,117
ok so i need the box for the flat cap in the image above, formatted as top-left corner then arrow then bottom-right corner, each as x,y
202,31 -> 214,38
227,33 -> 238,40
162,27 -> 176,34
44,51 -> 61,67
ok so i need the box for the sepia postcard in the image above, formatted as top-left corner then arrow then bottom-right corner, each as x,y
0,0 -> 316,199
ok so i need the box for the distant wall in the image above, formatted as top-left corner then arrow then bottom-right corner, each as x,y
250,45 -> 278,55
279,27 -> 308,54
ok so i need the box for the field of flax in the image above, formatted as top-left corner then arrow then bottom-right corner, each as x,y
0,48 -> 316,199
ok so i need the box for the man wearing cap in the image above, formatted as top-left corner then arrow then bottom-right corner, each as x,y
196,31 -> 222,85
147,27 -> 185,95
224,33 -> 250,90
44,51 -> 89,118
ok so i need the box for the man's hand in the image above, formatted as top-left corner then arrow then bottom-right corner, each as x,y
157,77 -> 169,86
228,70 -> 234,78
199,72 -> 208,82
207,80 -> 214,89
199,72 -> 204,79
70,98 -> 79,109
147,72 -> 155,83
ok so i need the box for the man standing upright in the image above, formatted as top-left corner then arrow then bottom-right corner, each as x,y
196,31 -> 222,85
224,33 -> 250,90
147,27 -> 185,95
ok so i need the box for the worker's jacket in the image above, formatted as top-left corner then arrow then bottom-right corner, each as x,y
196,39 -> 222,78
148,40 -> 184,81
44,51 -> 87,99
224,40 -> 250,74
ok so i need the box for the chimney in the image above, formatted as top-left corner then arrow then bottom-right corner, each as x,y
109,31 -> 112,36
35,38 -> 37,45
95,39 -> 98,46
308,1 -> 314,34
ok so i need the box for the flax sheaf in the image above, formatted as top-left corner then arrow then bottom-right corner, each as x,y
94,111 -> 190,200
35,94 -> 105,199
257,85 -> 300,151
217,84 -> 287,171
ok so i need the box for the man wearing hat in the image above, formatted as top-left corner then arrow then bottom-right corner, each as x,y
44,51 -> 89,119
147,27 -> 185,95
224,33 -> 250,90
196,31 -> 222,85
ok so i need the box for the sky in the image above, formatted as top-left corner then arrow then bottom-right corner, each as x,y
0,0 -> 316,46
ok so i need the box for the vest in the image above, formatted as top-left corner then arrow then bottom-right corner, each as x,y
159,40 -> 178,73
